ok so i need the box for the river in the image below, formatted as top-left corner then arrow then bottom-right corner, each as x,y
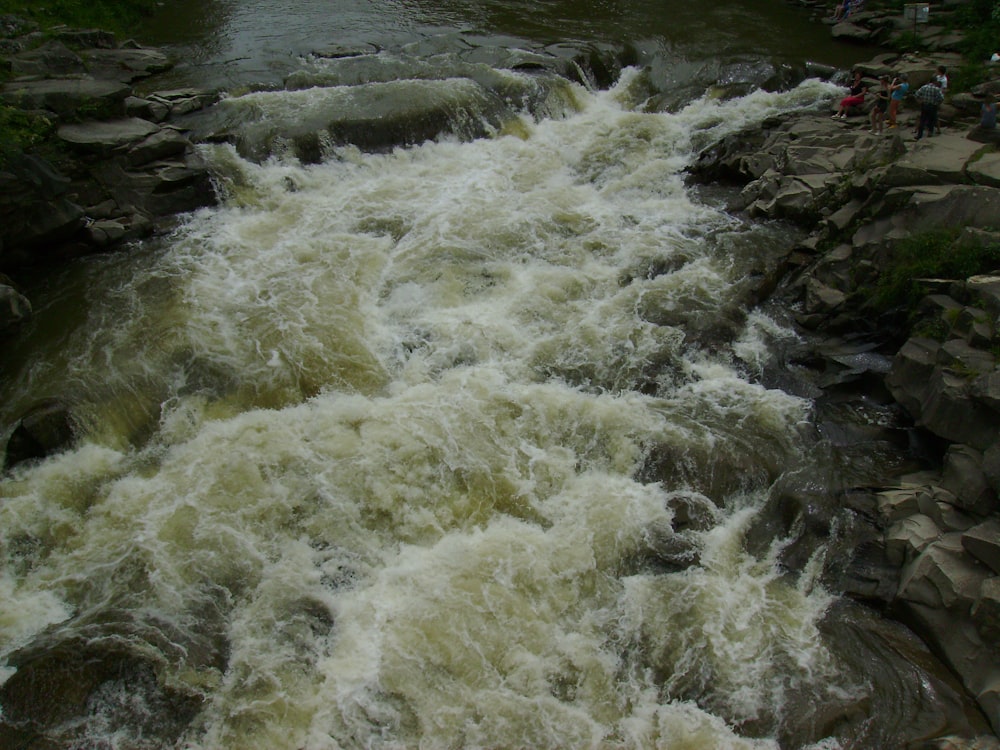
0,1 -> 992,748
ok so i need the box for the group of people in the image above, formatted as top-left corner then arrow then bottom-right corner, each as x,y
831,66 -> 950,139
831,0 -> 865,21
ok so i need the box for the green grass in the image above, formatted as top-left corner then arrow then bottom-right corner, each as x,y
0,0 -> 162,37
872,229 -> 1000,314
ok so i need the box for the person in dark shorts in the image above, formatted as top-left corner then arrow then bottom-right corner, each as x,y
869,75 -> 890,134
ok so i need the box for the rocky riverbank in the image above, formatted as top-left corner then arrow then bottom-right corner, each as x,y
688,29 -> 1000,738
2,4 -> 1000,745
0,14 -> 218,325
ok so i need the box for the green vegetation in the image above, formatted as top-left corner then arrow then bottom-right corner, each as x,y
0,105 -> 53,165
0,0 -> 162,37
871,229 -> 1000,314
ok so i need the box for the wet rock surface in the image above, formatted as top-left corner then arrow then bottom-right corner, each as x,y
0,22 -> 219,275
688,37 -> 1000,735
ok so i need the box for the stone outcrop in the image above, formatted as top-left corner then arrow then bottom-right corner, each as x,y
0,22 -> 220,274
688,43 -> 1000,734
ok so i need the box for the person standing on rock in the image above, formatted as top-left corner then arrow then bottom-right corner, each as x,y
832,70 -> 867,119
934,65 -> 948,135
914,79 -> 944,140
870,75 -> 890,134
886,73 -> 909,129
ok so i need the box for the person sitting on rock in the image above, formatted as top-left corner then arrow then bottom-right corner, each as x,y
832,70 -> 867,119
845,0 -> 865,18
831,0 -> 852,21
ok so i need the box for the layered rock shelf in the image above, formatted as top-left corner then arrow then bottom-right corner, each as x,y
689,35 -> 1000,734
0,16 -> 218,317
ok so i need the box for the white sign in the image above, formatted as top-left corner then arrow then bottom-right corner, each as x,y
904,3 -> 930,23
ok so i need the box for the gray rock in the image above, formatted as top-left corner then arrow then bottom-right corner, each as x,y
54,28 -> 116,48
125,128 -> 192,168
964,520 -> 1000,575
937,338 -> 996,377
967,275 -> 1000,317
898,537 -> 989,610
80,46 -> 173,82
969,152 -> 1000,188
4,399 -> 77,470
125,95 -> 170,122
0,283 -> 31,330
942,444 -> 997,516
973,576 -> 1000,641
885,513 -> 941,565
920,368 -> 999,451
0,76 -> 130,118
8,39 -> 85,76
57,117 -> 160,154
878,486 -> 924,523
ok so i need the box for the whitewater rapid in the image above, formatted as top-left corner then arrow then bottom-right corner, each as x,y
0,70 -> 853,748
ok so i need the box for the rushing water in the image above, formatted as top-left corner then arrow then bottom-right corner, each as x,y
0,2 -> 994,749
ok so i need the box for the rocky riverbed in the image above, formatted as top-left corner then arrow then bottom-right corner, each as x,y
3,5 -> 1000,745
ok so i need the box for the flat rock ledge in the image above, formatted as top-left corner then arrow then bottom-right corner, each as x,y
689,46 -> 1000,736
0,21 -> 220,298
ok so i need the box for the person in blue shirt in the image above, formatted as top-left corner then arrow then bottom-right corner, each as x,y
887,73 -> 909,129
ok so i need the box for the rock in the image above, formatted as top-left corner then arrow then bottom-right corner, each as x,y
897,537 -> 989,610
125,94 -> 171,122
0,156 -> 85,255
964,521 -> 1000,575
91,152 -> 216,219
7,39 -> 86,76
0,282 -> 31,330
886,336 -> 940,415
942,444 -> 997,516
966,275 -> 1000,317
915,485 -> 978,532
54,28 -> 117,48
125,128 -> 192,167
57,117 -> 161,154
79,46 -> 173,82
831,21 -> 873,42
985,444 -> 1000,495
920,368 -> 999,452
0,76 -> 131,118
968,152 -> 1000,188
893,134 -> 988,184
0,635 -> 203,748
885,513 -> 941,565
972,576 -> 1000,641
901,601 -> 1000,736
84,218 -> 127,247
878,486 -> 923,523
4,399 -> 77,470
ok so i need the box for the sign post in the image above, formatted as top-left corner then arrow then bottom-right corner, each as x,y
903,3 -> 930,38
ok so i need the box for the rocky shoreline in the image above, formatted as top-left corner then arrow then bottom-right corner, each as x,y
2,4 -> 1000,745
687,7 -> 1000,738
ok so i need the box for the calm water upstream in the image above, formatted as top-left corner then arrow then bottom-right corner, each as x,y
0,1 -> 992,748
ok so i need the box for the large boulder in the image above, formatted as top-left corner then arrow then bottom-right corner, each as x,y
0,153 -> 85,256
57,117 -> 161,155
4,399 -> 77,471
0,76 -> 131,118
0,280 -> 31,331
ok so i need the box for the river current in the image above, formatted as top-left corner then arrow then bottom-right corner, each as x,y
0,2 -> 990,748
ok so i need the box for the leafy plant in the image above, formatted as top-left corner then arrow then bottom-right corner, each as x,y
871,229 -> 1000,314
0,105 -> 52,165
